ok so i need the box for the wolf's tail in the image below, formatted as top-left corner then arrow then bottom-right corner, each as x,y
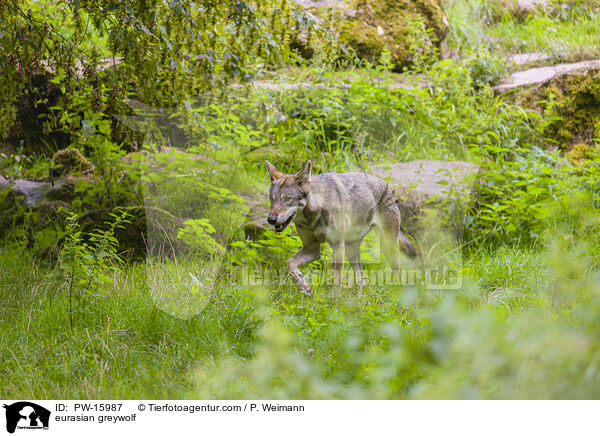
398,231 -> 417,258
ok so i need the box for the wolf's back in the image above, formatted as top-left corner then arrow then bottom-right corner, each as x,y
311,172 -> 388,205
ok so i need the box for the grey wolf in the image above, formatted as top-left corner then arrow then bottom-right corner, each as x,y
265,160 -> 416,294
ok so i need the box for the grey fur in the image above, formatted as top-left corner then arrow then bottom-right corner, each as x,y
266,160 -> 416,295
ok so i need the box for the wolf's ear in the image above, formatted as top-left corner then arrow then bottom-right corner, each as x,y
294,160 -> 312,184
265,160 -> 283,182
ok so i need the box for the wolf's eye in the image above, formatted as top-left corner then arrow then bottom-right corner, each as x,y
282,195 -> 292,202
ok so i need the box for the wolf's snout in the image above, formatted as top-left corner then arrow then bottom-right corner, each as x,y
267,215 -> 278,225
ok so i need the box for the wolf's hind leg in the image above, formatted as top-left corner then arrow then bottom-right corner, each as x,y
287,243 -> 321,295
376,204 -> 417,284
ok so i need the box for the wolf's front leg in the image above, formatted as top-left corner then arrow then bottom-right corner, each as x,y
286,243 -> 321,295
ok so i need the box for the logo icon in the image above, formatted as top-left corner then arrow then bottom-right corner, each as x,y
3,402 -> 50,434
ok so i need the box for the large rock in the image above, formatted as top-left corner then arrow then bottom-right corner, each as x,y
0,176 -> 68,241
372,160 -> 478,198
0,174 -> 168,258
0,176 -> 73,210
507,52 -> 549,67
296,0 -> 448,70
371,160 -> 479,237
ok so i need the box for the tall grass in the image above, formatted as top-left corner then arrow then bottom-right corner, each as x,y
0,247 -> 259,398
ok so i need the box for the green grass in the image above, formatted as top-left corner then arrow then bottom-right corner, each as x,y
0,248 -> 259,398
492,13 -> 600,60
2,220 -> 600,399
445,0 -> 600,64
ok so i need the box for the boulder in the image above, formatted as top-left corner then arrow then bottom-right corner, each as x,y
372,160 -> 479,198
0,175 -> 80,241
0,174 -> 171,258
0,175 -> 76,209
507,52 -> 549,67
338,0 -> 448,69
371,160 -> 479,274
370,160 -> 480,236
51,148 -> 93,176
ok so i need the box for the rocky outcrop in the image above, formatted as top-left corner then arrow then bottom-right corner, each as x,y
0,175 -> 73,242
0,174 -> 158,257
371,160 -> 479,236
507,52 -> 550,67
493,60 -> 600,92
495,61 -> 600,150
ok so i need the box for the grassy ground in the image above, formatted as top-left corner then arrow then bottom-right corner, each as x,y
2,233 -> 599,399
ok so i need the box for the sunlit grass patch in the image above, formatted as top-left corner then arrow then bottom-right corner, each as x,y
445,0 -> 600,63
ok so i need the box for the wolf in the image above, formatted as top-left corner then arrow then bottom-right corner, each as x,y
265,160 -> 417,295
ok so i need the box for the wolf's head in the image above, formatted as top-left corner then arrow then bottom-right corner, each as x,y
265,160 -> 311,232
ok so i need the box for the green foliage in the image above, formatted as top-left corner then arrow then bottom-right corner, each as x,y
461,49 -> 508,88
177,218 -> 225,255
522,70 -> 600,149
0,248 -> 261,398
47,210 -> 128,326
467,145 -> 600,249
412,238 -> 600,399
565,142 -> 600,165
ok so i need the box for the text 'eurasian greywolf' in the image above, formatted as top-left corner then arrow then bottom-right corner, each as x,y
266,160 -> 417,294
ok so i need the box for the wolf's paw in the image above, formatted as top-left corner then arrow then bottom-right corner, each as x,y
355,278 -> 367,291
298,283 -> 312,296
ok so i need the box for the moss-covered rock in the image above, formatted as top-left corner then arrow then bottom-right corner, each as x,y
294,0 -> 448,69
517,68 -> 600,149
0,178 -> 24,238
51,148 -> 93,176
336,0 -> 448,69
565,143 -> 599,166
